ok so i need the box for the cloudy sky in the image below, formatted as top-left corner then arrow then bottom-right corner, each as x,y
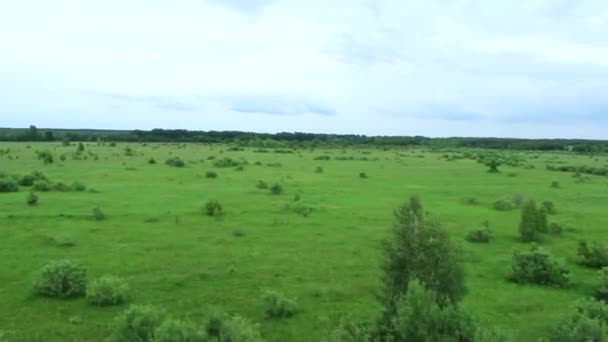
1,0 -> 608,138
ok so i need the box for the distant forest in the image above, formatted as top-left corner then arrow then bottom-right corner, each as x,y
1,126 -> 606,153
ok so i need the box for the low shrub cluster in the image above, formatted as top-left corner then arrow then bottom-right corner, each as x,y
262,289 -> 297,319
578,241 -> 608,268
549,298 -> 608,341
165,157 -> 185,167
509,247 -> 570,287
205,200 -> 222,217
87,275 -> 130,306
33,260 -> 87,298
465,227 -> 492,243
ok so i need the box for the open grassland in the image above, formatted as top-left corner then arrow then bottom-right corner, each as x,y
1,142 -> 608,341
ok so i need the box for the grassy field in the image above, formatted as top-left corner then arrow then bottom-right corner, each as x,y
1,142 -> 607,341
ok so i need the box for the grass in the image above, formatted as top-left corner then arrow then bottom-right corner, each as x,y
1,142 -> 608,340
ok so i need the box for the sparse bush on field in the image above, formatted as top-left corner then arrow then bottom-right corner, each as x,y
314,155 -> 331,161
262,289 -> 297,319
52,182 -> 71,192
269,183 -> 283,195
286,203 -> 313,217
314,166 -> 324,173
512,194 -> 525,208
148,158 -> 157,164
359,172 -> 368,179
542,201 -> 556,215
55,236 -> 76,247
205,200 -> 222,217
232,229 -> 245,237
493,199 -> 514,211
549,222 -> 564,235
123,146 -> 135,156
217,316 -> 264,342
235,165 -> 245,171
326,315 -> 373,342
465,227 -> 492,243
551,181 -> 560,188
152,319 -> 206,342
594,267 -> 608,302
87,275 -> 130,306
165,157 -> 185,168
205,171 -> 218,178
266,162 -> 282,167
32,180 -> 52,192
462,197 -> 479,205
92,207 -> 106,221
36,150 -> 54,164
578,241 -> 608,268
70,181 -> 87,192
17,174 -> 35,186
509,247 -> 570,287
549,298 -> 608,341
486,159 -> 501,173
519,200 -> 546,242
26,192 -> 38,206
256,180 -> 268,189
0,177 -> 18,192
213,157 -> 241,168
33,260 -> 87,298
112,304 -> 167,342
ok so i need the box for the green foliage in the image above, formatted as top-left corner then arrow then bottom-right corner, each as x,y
325,316 -> 373,342
549,298 -> 608,341
33,260 -> 87,298
378,197 -> 465,336
269,183 -> 283,195
112,304 -> 167,342
26,192 -> 38,206
519,200 -> 543,242
465,227 -> 492,243
148,158 -> 157,164
486,159 -> 501,173
0,177 -> 18,192
87,275 -> 130,306
542,200 -> 556,215
262,289 -> 297,319
52,181 -> 71,192
218,315 -> 264,342
206,171 -> 218,178
256,180 -> 268,189
314,166 -> 324,173
165,157 -> 185,168
32,180 -> 52,191
36,150 -> 54,164
493,199 -> 514,211
509,247 -> 570,287
92,207 -> 106,221
152,319 -> 206,342
359,172 -> 368,179
578,241 -> 608,268
213,157 -> 242,168
392,279 -> 476,341
594,267 -> 608,302
70,181 -> 87,192
205,200 -> 222,217
314,155 -> 331,160
551,180 -> 560,188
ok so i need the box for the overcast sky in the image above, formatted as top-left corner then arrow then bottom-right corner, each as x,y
1,0 -> 608,138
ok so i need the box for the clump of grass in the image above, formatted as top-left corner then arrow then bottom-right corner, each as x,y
205,200 -> 223,217
461,197 -> 479,205
92,207 -> 106,221
262,289 -> 297,319
148,158 -> 156,164
32,180 -> 52,192
270,183 -> 283,195
70,181 -> 87,192
144,217 -> 160,223
206,171 -> 218,179
551,181 -> 560,188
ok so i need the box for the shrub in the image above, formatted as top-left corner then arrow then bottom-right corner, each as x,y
549,222 -> 564,235
152,319 -> 205,342
551,181 -> 560,188
165,157 -> 185,168
33,260 -> 87,298
205,171 -> 218,179
314,155 -> 331,160
53,182 -> 71,192
512,194 -> 525,208
509,247 -> 570,287
314,166 -> 324,173
218,316 -> 264,342
269,183 -> 283,195
213,157 -> 241,168
112,305 -> 167,342
70,182 -> 87,192
0,178 -> 18,193
465,227 -> 492,243
549,298 -> 608,341
462,197 -> 479,205
26,192 -> 38,206
232,229 -> 245,237
234,165 -> 244,171
148,158 -> 157,164
359,172 -> 368,179
594,267 -> 608,302
205,200 -> 222,217
263,289 -> 297,318
256,180 -> 268,189
519,200 -> 544,242
326,316 -> 373,342
17,174 -> 36,186
92,207 -> 106,221
87,275 -> 130,306
578,241 -> 608,268
37,150 -> 54,164
493,199 -> 514,211
542,201 -> 556,215
32,180 -> 52,192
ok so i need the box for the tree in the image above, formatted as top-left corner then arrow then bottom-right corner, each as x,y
28,125 -> 39,140
377,196 -> 465,336
519,200 -> 542,242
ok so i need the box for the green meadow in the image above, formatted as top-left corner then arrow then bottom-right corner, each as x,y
1,142 -> 607,341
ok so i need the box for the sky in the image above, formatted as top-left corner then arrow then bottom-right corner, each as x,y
1,0 -> 608,139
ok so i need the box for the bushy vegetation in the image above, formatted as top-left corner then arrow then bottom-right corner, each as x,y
112,305 -> 167,342
465,226 -> 492,243
269,183 -> 283,195
256,180 -> 268,189
518,199 -> 547,242
578,241 -> 608,268
493,199 -> 514,211
0,177 -> 18,192
26,192 -> 38,206
204,200 -> 222,217
87,275 -> 130,306
509,247 -> 570,287
92,207 -> 106,221
594,267 -> 608,302
153,319 -> 206,342
165,157 -> 185,167
206,171 -> 218,178
262,289 -> 298,319
549,298 -> 608,341
213,157 -> 242,168
33,260 -> 87,298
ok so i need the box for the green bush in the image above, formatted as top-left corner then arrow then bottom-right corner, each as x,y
32,180 -> 52,192
87,275 -> 130,306
213,157 -> 241,168
578,241 -> 608,268
519,200 -> 545,242
269,183 -> 283,195
17,174 -> 36,186
165,157 -> 185,168
205,200 -> 222,217
465,227 -> 492,243
262,289 -> 297,319
549,222 -> 564,235
512,194 -> 525,208
493,199 -> 514,211
205,171 -> 218,179
33,260 -> 87,298
509,247 -> 570,287
594,267 -> 608,302
26,192 -> 38,206
92,207 -> 106,221
549,298 -> 608,341
148,158 -> 157,164
542,201 -> 556,215
70,182 -> 87,192
315,166 -> 324,173
219,316 -> 264,342
53,182 -> 71,192
112,305 -> 167,342
0,178 -> 18,193
326,315 -> 373,342
152,319 -> 206,342
36,150 -> 54,164
359,172 -> 368,179
551,181 -> 560,188
256,180 -> 268,189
